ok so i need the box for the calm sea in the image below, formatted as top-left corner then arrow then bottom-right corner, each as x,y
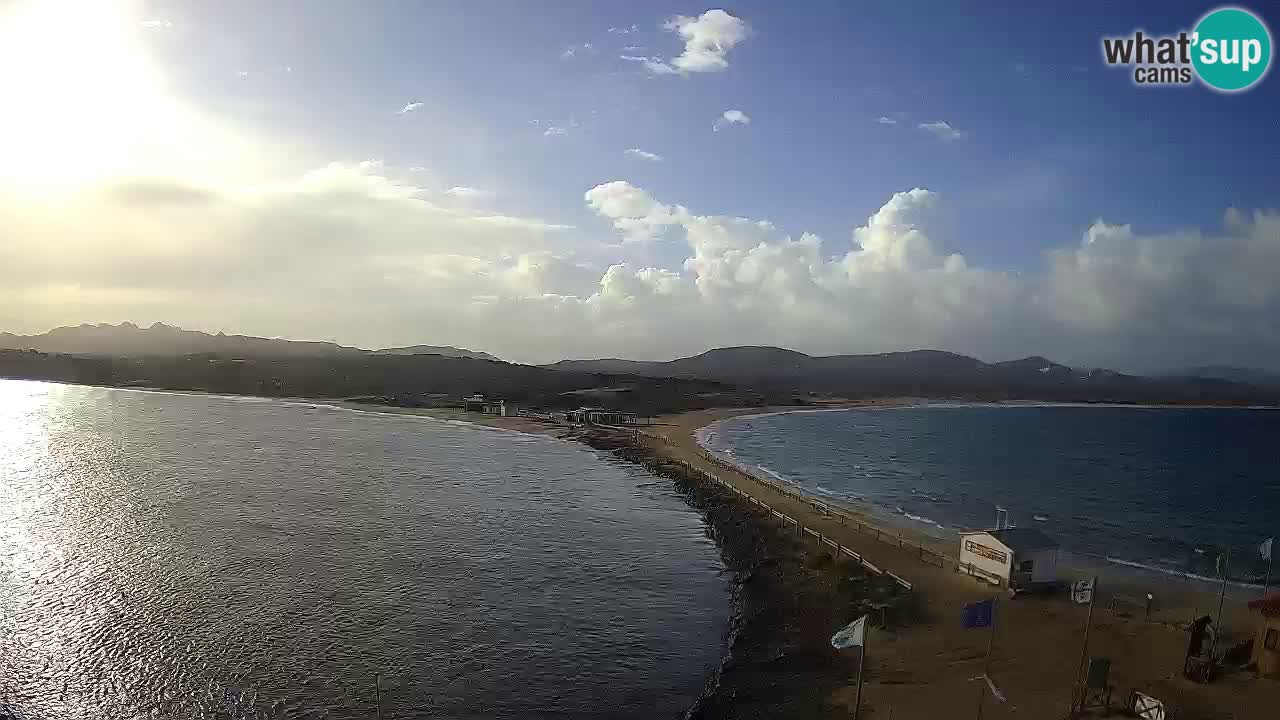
698,404 -> 1280,585
0,379 -> 730,720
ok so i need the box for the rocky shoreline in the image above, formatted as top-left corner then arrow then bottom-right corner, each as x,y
576,430 -> 913,719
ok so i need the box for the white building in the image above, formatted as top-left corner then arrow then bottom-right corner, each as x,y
958,527 -> 1060,590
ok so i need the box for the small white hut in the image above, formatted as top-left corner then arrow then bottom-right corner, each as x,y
958,527 -> 1060,589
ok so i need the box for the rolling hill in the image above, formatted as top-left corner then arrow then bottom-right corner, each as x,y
545,346 -> 1276,405
0,323 -> 500,362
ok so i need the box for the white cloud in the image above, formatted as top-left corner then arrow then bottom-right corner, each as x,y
665,9 -> 749,73
876,116 -> 897,125
408,166 -> 427,173
624,148 -> 663,161
3,125 -> 1278,370
621,44 -> 644,52
561,42 -> 595,59
620,55 -> 677,74
445,186 -> 494,200
918,120 -> 965,142
397,102 -> 424,115
140,19 -> 172,28
714,109 -> 750,131
608,25 -> 639,34
630,9 -> 750,75
544,126 -> 568,137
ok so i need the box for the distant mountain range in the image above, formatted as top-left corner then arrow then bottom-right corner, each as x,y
544,346 -> 1276,404
0,323 -> 500,362
2,325 -> 1276,407
1161,365 -> 1280,389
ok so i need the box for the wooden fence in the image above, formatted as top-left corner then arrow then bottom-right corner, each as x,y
623,427 -> 984,593
688,447 -> 956,570
674,458 -> 914,592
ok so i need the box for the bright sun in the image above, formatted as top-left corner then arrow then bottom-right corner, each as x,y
0,0 -> 260,196
0,1 -> 164,191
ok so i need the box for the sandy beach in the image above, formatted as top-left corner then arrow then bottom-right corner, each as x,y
346,398 -> 1278,718
631,406 -> 1278,720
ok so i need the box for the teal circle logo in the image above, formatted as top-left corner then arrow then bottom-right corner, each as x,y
1192,7 -> 1272,92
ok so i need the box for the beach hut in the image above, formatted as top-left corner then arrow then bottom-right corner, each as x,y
482,399 -> 512,417
462,393 -> 486,412
958,527 -> 1060,590
1247,592 -> 1280,678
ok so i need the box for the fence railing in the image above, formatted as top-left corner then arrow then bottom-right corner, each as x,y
687,446 -> 957,571
673,458 -> 914,592
624,425 -> 972,589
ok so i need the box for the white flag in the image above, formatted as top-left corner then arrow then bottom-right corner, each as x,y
984,674 -> 1007,704
1262,537 -> 1274,562
831,615 -> 867,649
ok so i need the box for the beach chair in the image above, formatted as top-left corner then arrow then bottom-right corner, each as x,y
1073,657 -> 1113,714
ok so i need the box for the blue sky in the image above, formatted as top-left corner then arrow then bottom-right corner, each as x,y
2,1 -> 1278,369
154,0 -> 1278,268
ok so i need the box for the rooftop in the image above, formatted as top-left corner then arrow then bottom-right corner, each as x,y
987,527 -> 1059,552
1248,592 -> 1280,617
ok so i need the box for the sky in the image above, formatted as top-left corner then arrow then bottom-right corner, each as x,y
1,0 -> 1278,371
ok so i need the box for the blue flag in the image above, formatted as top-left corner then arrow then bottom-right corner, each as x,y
961,599 -> 994,628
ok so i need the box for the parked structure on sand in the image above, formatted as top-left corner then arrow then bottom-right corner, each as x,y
461,394 -> 514,416
1247,592 -> 1280,678
958,527 -> 1061,592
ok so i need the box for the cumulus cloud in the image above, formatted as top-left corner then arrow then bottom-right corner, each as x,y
623,148 -> 663,161
4,161 -> 1279,370
918,120 -> 964,141
628,9 -> 749,75
397,102 -> 424,115
714,109 -> 750,131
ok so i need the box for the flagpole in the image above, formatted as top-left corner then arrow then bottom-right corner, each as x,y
1211,549 -> 1229,661
1264,540 -> 1274,598
1070,575 -> 1097,716
854,633 -> 867,720
976,595 -> 997,720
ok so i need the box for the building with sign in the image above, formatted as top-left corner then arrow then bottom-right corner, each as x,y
958,527 -> 1060,589
1247,592 -> 1280,678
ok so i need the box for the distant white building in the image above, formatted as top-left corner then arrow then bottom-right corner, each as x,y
482,399 -> 512,417
958,527 -> 1060,590
567,407 -> 639,425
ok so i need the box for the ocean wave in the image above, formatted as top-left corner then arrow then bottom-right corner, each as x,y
754,464 -> 792,485
1104,556 -> 1262,589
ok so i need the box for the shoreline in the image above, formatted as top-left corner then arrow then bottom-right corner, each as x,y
9,380 -> 1280,715
695,404 -> 1278,593
631,406 -> 1279,719
574,429 -> 912,719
